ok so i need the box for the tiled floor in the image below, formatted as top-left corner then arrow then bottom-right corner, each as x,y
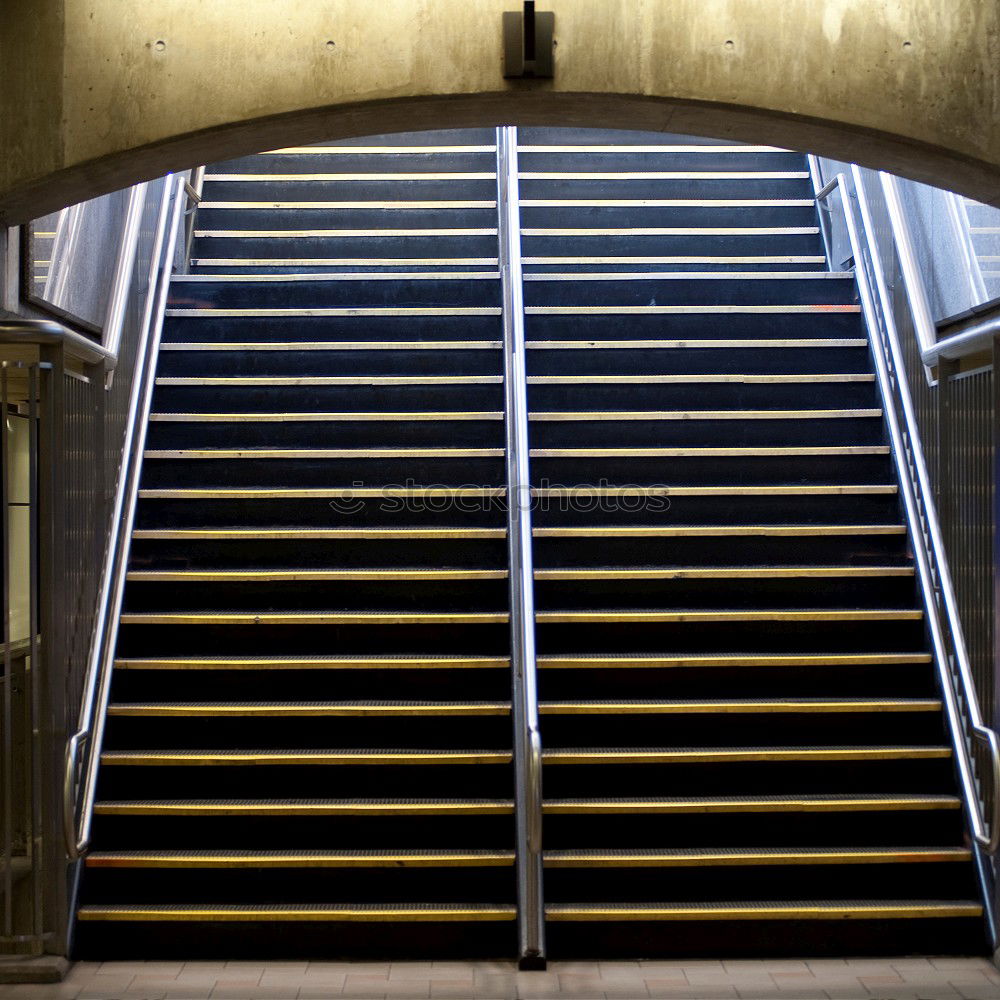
0,958 -> 998,1000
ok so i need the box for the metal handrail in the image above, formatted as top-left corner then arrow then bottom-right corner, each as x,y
497,124 -> 546,968
0,319 -> 116,367
63,174 -> 186,859
809,161 -> 1000,857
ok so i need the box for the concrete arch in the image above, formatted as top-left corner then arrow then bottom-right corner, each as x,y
2,0 -> 999,224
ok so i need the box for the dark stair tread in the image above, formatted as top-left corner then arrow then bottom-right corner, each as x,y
536,699 -> 939,714
542,746 -> 951,763
542,794 -> 962,813
101,749 -> 513,765
544,901 -> 982,920
95,799 -> 514,815
114,655 -> 510,670
78,903 -> 517,922
537,653 -> 931,668
542,847 -> 972,866
108,701 -> 512,716
86,849 -> 515,868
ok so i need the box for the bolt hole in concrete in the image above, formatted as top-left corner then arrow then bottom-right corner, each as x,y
725,39 -> 735,49
154,39 -> 165,51
326,39 -> 335,49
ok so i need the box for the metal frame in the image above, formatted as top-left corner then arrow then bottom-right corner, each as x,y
63,174 -> 186,860
809,161 -> 1000,923
497,125 -> 546,969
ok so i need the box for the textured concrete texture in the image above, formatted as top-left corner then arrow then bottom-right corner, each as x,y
2,0 -> 1000,222
0,958 -> 998,998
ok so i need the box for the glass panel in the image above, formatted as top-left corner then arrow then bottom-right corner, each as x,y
24,186 -> 131,332
964,197 -> 1000,303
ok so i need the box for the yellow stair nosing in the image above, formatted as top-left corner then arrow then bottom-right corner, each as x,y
542,746 -> 951,764
529,446 -> 889,458
126,569 -> 507,582
537,699 -> 940,715
537,653 -> 932,669
542,847 -> 971,868
144,447 -> 504,459
114,656 -> 510,670
533,610 -> 923,624
86,850 -> 516,869
532,525 -> 906,537
533,566 -> 913,580
544,901 -> 982,922
543,795 -> 961,814
101,749 -> 514,766
95,799 -> 514,816
77,904 -> 517,923
118,611 -> 509,625
108,701 -> 512,717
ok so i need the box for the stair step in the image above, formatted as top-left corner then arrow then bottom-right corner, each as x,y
114,656 -> 509,671
254,144 -> 497,154
199,201 -> 497,210
101,749 -> 513,766
530,409 -> 882,421
194,229 -> 498,241
544,901 -> 981,921
520,172 -> 809,181
522,228 -> 819,238
149,412 -> 504,422
191,257 -> 500,268
534,567 -> 912,580
543,847 -> 971,868
139,487 -> 506,499
524,306 -> 854,316
543,794 -> 960,814
530,446 -> 889,458
542,747 -> 950,765
528,374 -> 873,384
533,525 -> 905,537
537,699 -> 940,715
538,653 -> 931,669
95,799 -> 514,816
160,341 -> 502,352
132,528 -> 506,539
136,485 -> 895,500
78,903 -> 517,922
524,256 -> 827,266
108,702 -> 511,717
118,612 -> 509,625
518,145 -> 784,154
143,447 -> 504,459
127,569 -> 507,582
165,307 -> 502,318
87,850 -> 515,869
204,172 -> 497,182
173,270 -> 499,281
534,610 -> 921,624
524,269 -> 847,280
156,374 -> 503,386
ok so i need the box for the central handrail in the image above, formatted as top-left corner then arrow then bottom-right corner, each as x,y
63,174 -> 187,859
808,160 -> 1000,860
497,124 -> 546,969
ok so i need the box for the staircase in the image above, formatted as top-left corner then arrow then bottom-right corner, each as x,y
75,127 -> 987,960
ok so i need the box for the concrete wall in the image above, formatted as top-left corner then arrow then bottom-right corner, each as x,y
2,0 -> 1000,223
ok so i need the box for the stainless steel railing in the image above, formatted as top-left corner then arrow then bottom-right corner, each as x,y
63,174 -> 188,859
809,163 -> 1000,870
496,124 -> 546,968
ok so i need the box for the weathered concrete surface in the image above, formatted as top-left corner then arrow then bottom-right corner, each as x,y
2,0 -> 999,222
